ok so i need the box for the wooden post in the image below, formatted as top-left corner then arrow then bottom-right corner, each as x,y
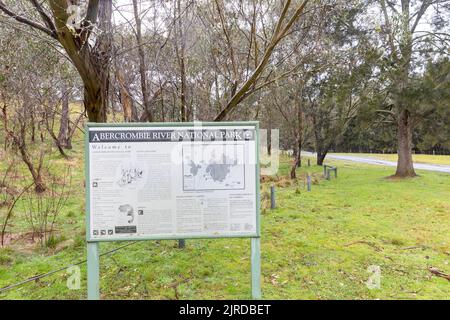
270,186 -> 276,209
307,159 -> 310,167
307,174 -> 311,191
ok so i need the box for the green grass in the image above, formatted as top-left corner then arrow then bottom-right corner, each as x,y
0,136 -> 449,299
331,153 -> 450,166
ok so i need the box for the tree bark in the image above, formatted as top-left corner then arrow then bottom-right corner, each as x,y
132,0 -> 152,122
175,0 -> 188,122
312,114 -> 327,166
0,1 -> 113,123
1,102 -> 8,150
394,108 -> 416,177
296,99 -> 304,168
48,0 -> 111,123
296,139 -> 302,168
316,152 -> 326,166
30,111 -> 35,142
116,70 -> 137,122
290,157 -> 299,179
290,139 -> 302,179
58,85 -> 72,149
15,136 -> 46,193
84,88 -> 106,122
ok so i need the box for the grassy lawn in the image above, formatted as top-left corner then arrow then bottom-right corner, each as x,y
331,153 -> 450,166
0,137 -> 449,299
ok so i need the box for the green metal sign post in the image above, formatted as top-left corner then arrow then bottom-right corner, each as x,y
251,237 -> 261,299
87,238 -> 260,300
87,242 -> 100,300
85,122 -> 261,300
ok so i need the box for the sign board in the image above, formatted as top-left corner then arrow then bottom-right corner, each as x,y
85,122 -> 261,300
85,122 -> 260,242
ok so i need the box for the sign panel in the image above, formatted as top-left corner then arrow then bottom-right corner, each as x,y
86,122 -> 259,242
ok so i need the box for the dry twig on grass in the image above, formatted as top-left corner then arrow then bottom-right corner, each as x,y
428,266 -> 450,281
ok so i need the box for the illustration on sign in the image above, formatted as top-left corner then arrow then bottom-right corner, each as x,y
182,144 -> 245,191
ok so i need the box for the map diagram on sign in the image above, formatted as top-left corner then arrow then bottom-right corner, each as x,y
183,144 -> 245,190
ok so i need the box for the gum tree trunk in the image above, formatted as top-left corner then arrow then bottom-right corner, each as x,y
84,86 -> 107,122
316,151 -> 326,166
394,109 -> 416,177
48,0 -> 112,123
58,84 -> 72,148
132,0 -> 153,122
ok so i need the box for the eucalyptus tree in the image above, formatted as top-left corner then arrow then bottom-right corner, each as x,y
276,0 -> 379,165
409,57 -> 450,152
336,56 -> 450,155
0,27 -> 65,192
304,39 -> 379,165
368,0 -> 450,177
193,0 -> 318,121
0,0 -> 113,122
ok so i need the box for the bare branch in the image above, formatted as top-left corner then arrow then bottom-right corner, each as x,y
0,0 -> 57,38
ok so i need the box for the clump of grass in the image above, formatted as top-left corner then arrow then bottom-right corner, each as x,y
260,175 -> 280,183
0,247 -> 14,265
45,234 -> 66,249
66,210 -> 75,218
73,234 -> 85,248
389,238 -> 406,246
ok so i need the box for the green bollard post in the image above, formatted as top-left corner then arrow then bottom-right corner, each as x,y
270,186 -> 276,209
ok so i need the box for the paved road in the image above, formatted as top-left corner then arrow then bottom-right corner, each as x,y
301,151 -> 450,173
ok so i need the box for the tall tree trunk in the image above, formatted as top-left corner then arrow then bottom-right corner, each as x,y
90,0 -> 112,122
30,111 -> 35,142
1,102 -> 8,150
317,152 -> 326,166
394,109 -> 416,177
296,100 -> 304,168
58,84 -> 71,148
132,0 -> 152,122
175,0 -> 187,122
84,88 -> 106,122
48,0 -> 112,123
291,103 -> 304,179
290,136 -> 302,179
312,114 -> 326,165
179,52 -> 187,122
296,139 -> 302,168
290,157 -> 299,179
15,135 -> 46,193
116,70 -> 137,122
